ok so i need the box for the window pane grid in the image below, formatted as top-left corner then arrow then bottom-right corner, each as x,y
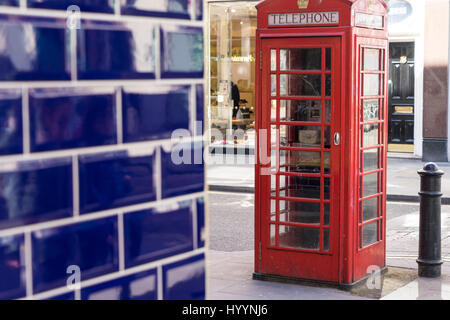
358,46 -> 385,250
268,46 -> 333,254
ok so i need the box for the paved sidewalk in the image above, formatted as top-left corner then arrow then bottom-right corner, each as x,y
207,192 -> 450,300
207,156 -> 450,201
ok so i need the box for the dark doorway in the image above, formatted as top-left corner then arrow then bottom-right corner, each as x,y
388,42 -> 415,153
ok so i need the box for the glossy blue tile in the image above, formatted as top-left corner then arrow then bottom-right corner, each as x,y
29,87 -> 117,152
82,269 -> 157,300
0,89 -> 22,155
121,0 -> 190,19
124,201 -> 193,268
32,217 -> 118,293
0,0 -> 18,6
77,20 -> 156,80
161,142 -> 204,198
79,150 -> 156,214
46,292 -> 75,300
195,0 -> 203,20
195,84 -> 204,134
163,254 -> 205,300
122,85 -> 190,143
0,157 -> 73,230
0,15 -> 70,81
160,25 -> 204,79
0,234 -> 26,300
197,198 -> 205,248
27,0 -> 114,13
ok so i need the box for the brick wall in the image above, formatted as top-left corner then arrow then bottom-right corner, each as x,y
0,0 -> 206,300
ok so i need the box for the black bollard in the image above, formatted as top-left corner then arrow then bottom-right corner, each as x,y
417,162 -> 444,278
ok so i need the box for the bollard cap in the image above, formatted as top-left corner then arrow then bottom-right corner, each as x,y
418,162 -> 444,176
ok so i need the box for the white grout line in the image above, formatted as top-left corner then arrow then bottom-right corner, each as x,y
24,232 -> 33,297
115,88 -> 123,144
118,212 -> 125,271
114,0 -> 121,16
0,135 -> 204,164
0,79 -> 205,89
21,87 -> 30,154
0,7 -> 205,27
0,191 -> 206,238
23,248 -> 205,300
155,147 -> 162,201
157,265 -> 163,300
192,200 -> 198,250
72,155 -> 80,217
19,0 -> 26,10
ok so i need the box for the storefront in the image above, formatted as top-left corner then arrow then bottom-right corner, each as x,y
206,0 -> 449,162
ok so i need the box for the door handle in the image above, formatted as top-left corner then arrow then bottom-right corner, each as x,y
334,132 -> 341,146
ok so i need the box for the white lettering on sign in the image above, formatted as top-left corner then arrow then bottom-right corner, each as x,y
268,11 -> 339,26
355,12 -> 384,29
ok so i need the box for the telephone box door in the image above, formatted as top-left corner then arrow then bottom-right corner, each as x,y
259,37 -> 341,282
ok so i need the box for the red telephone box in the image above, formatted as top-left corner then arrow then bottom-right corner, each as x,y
254,0 -> 389,287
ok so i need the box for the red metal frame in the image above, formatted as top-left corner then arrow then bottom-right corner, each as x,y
255,0 -> 388,285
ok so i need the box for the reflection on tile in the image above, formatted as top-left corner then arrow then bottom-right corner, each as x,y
0,157 -> 73,230
121,0 -> 190,19
122,85 -> 190,143
82,269 -> 157,300
0,234 -> 26,300
383,277 -> 450,300
0,89 -> 22,155
160,25 -> 204,78
32,217 -> 118,293
0,15 -> 70,81
77,20 -> 156,80
161,142 -> 204,198
46,292 -> 75,300
27,0 -> 114,13
163,254 -> 205,300
29,87 -> 117,152
79,150 -> 156,214
124,201 -> 193,268
197,198 -> 205,248
0,0 -> 18,6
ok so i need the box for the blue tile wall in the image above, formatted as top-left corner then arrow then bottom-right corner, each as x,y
162,143 -> 205,198
77,21 -> 156,80
196,0 -> 203,21
196,84 -> 204,134
122,85 -> 190,143
81,268 -> 157,300
0,15 -> 70,81
197,198 -> 205,248
29,87 -> 117,152
124,200 -> 193,268
27,0 -> 115,13
0,2 -> 205,301
121,0 -> 191,19
32,217 -> 118,293
0,89 -> 22,155
0,0 -> 18,7
0,157 -> 73,230
46,292 -> 75,300
160,25 -> 204,79
163,254 -> 205,300
79,150 -> 156,214
0,234 -> 26,299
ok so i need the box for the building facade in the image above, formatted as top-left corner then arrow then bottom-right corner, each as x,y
0,0 -> 206,300
206,0 -> 450,162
